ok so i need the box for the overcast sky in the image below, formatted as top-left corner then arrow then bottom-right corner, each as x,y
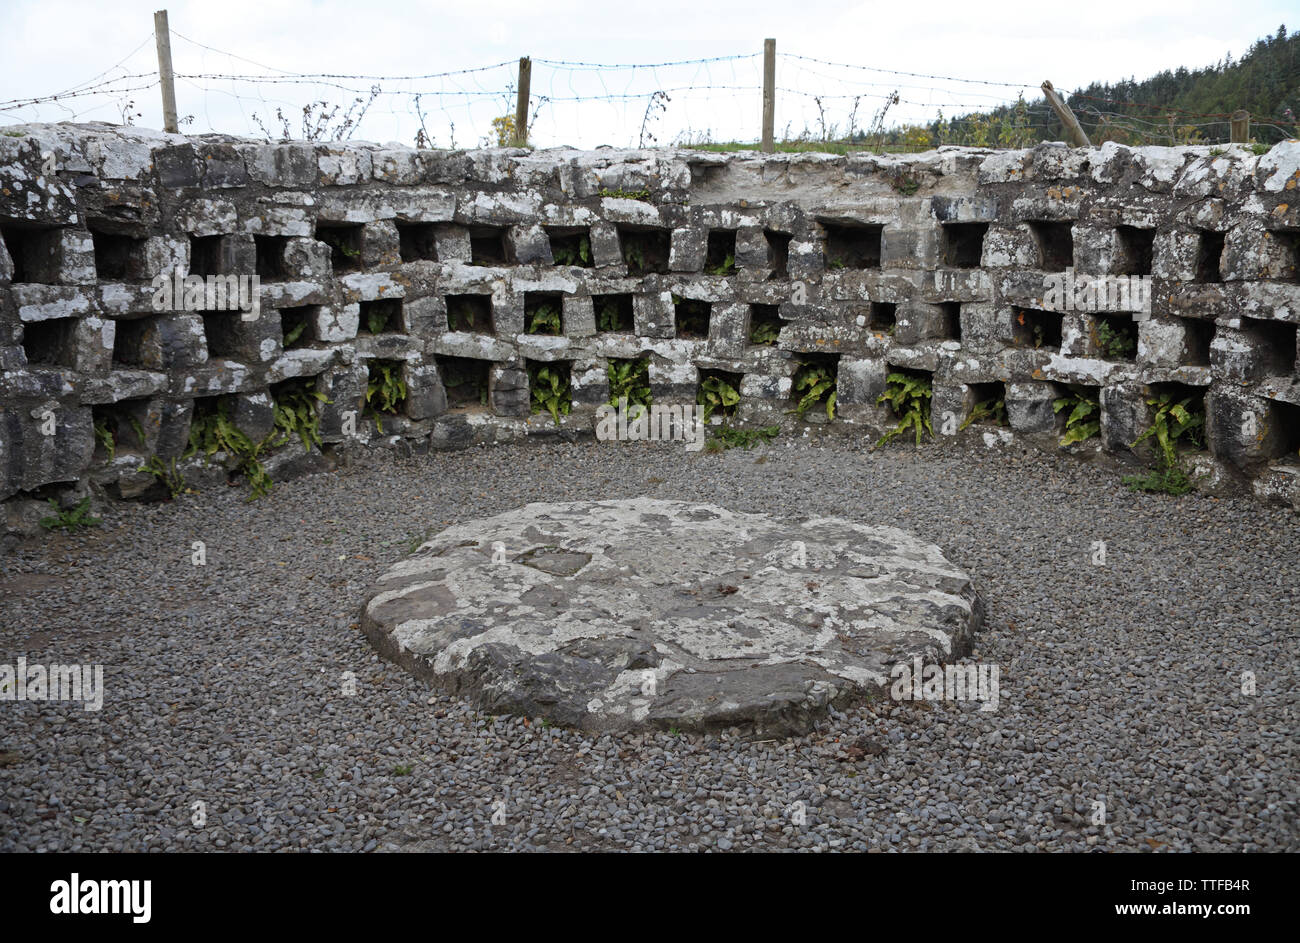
0,0 -> 1292,148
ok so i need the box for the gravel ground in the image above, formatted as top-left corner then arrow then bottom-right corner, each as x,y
1,436 -> 1296,852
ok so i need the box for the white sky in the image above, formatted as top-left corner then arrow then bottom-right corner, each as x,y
0,0 -> 1292,148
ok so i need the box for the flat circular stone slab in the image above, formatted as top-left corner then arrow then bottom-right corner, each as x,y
360,498 -> 984,736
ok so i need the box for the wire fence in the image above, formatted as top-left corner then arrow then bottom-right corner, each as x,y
2,26 -> 1295,152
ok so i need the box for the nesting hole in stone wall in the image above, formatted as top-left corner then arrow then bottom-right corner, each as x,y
1242,317 -> 1297,375
1270,228 -> 1300,282
358,298 -> 405,336
189,235 -> 224,277
2,223 -> 62,284
546,227 -> 592,268
941,222 -> 988,269
748,304 -> 783,346
22,317 -> 77,367
1195,230 -> 1224,283
201,311 -> 245,361
315,223 -> 363,273
279,305 -> 319,350
445,294 -> 494,334
869,302 -> 897,333
525,292 -> 564,336
1012,306 -> 1064,350
619,226 -> 671,275
697,368 -> 743,421
112,316 -> 151,367
964,381 -> 1008,428
673,296 -> 712,340
1268,399 -> 1300,457
937,302 -> 963,341
705,230 -> 737,275
89,224 -> 147,282
764,229 -> 791,279
1176,316 -> 1214,366
469,226 -> 509,266
1093,313 -> 1138,362
92,400 -> 149,462
254,236 -> 288,280
593,294 -> 634,333
1028,221 -> 1074,272
396,223 -> 438,263
1115,226 -> 1155,276
821,221 -> 883,270
438,356 -> 491,410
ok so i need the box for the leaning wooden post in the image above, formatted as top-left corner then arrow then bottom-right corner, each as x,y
1230,110 -> 1250,143
512,57 -> 531,147
154,9 -> 179,133
761,38 -> 776,153
1041,80 -> 1090,147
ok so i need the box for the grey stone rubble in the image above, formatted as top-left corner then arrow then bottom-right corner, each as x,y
1,124 -> 1299,527
0,441 -> 1294,852
361,498 -> 984,734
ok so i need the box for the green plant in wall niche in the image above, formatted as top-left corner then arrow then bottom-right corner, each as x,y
93,418 -> 115,463
697,376 -> 740,422
606,358 -> 651,418
365,362 -> 408,432
366,307 -> 392,336
875,372 -> 933,448
960,397 -> 1006,431
40,496 -> 101,531
185,399 -> 273,500
1095,318 -> 1136,360
529,363 -> 571,425
527,302 -> 562,336
791,361 -> 837,420
623,242 -> 647,274
1053,390 -> 1100,446
139,456 -> 189,498
595,298 -> 626,332
551,235 -> 591,266
706,252 -> 736,276
1122,391 -> 1204,496
750,320 -> 781,345
283,318 -> 308,348
1135,391 -> 1204,467
826,257 -> 846,270
272,380 -> 331,450
447,297 -> 482,332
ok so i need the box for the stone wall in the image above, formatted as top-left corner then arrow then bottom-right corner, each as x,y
2,123 -> 1299,519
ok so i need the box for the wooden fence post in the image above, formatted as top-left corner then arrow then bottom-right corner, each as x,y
761,38 -> 775,153
512,57 -> 531,147
1041,80 -> 1090,147
1230,110 -> 1250,143
154,9 -> 179,133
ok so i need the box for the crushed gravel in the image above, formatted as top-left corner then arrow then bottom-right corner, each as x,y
1,436 -> 1296,852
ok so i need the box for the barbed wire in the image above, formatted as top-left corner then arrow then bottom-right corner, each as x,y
3,29 -> 1292,149
780,52 -> 1037,89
